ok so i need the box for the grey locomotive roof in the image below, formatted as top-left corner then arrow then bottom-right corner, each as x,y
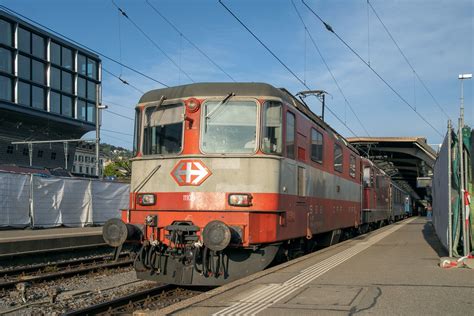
139,82 -> 293,104
139,82 -> 359,154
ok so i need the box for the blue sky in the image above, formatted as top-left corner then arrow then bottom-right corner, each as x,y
1,0 -> 472,149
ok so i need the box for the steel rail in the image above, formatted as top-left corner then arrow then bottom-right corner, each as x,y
0,252 -> 131,278
64,284 -> 175,315
0,259 -> 133,289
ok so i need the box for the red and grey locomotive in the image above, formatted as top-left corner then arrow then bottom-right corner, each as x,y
102,82 -> 410,286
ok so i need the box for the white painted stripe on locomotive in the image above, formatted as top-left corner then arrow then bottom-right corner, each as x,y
213,217 -> 416,316
281,159 -> 361,202
131,156 -> 361,202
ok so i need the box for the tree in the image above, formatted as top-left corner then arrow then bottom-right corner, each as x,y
104,160 -> 131,179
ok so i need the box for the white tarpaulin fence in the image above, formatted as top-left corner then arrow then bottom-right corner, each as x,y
0,172 -> 30,227
0,171 -> 129,228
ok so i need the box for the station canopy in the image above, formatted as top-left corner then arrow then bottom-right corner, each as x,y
347,137 -> 437,202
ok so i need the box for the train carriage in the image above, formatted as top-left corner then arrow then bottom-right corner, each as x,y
390,182 -> 407,221
361,158 -> 391,227
103,82 -> 410,286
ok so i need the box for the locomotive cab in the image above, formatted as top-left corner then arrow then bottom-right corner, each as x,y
109,83 -> 290,285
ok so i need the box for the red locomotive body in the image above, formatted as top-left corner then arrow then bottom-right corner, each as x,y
102,82 -> 410,286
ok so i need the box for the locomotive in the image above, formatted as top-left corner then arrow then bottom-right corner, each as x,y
102,82 -> 410,286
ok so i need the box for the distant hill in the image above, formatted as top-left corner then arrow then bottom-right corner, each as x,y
101,143 -> 133,161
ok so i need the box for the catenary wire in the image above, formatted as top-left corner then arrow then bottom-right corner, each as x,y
117,5 -> 124,77
101,131 -> 133,143
111,0 -> 194,83
104,109 -> 134,121
101,128 -> 134,136
218,0 -> 359,137
0,5 -> 169,88
291,0 -> 371,137
145,0 -> 236,82
301,0 -> 444,138
103,67 -> 145,94
366,0 -> 371,66
367,0 -> 451,120
102,99 -> 133,109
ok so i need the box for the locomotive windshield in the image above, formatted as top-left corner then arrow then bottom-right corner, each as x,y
201,100 -> 258,153
143,103 -> 184,155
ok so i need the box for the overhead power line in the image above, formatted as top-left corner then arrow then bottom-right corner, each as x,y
116,4 -> 124,77
291,0 -> 371,137
367,0 -> 451,120
103,67 -> 145,94
218,0 -> 359,138
104,109 -> 134,121
111,0 -> 194,83
0,5 -> 169,88
145,0 -> 235,82
102,128 -> 133,136
301,0 -> 443,138
101,131 -> 133,144
102,99 -> 132,109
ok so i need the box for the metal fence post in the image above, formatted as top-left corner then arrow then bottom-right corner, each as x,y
459,118 -> 467,256
89,178 -> 93,226
29,173 -> 34,228
447,120 -> 452,257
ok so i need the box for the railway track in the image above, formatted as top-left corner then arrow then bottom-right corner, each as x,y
65,284 -> 182,315
0,254 -> 134,289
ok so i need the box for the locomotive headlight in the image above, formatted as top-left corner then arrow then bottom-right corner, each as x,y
228,193 -> 253,207
137,193 -> 156,206
185,97 -> 201,112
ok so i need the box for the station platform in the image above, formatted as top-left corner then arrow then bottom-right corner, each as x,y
155,217 -> 472,316
0,226 -> 104,257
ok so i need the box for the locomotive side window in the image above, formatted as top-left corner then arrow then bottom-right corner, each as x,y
349,155 -> 356,178
201,100 -> 257,153
297,166 -> 306,196
333,143 -> 343,172
286,112 -> 295,159
143,103 -> 184,155
262,101 -> 282,154
363,166 -> 372,187
310,128 -> 323,163
133,108 -> 141,156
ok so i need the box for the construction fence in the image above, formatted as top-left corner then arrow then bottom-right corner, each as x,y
432,123 -> 472,257
0,171 -> 129,228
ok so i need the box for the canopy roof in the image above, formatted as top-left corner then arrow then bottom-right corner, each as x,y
348,137 -> 437,200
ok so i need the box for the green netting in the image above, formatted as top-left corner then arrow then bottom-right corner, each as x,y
451,130 -> 461,256
462,126 -> 472,250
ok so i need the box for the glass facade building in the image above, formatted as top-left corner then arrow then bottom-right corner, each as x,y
0,9 -> 101,173
0,10 -> 101,123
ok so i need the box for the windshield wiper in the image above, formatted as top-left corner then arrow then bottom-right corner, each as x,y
134,164 -> 161,194
146,95 -> 167,128
205,92 -> 235,119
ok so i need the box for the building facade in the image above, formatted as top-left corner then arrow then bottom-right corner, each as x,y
72,143 -> 105,177
0,9 -> 101,171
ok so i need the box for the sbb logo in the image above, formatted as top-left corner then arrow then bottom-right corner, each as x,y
171,159 -> 211,186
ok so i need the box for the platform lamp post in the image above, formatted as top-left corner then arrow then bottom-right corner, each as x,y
95,85 -> 108,178
458,73 -> 471,256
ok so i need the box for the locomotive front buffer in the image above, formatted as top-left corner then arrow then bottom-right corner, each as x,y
102,217 -> 278,286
